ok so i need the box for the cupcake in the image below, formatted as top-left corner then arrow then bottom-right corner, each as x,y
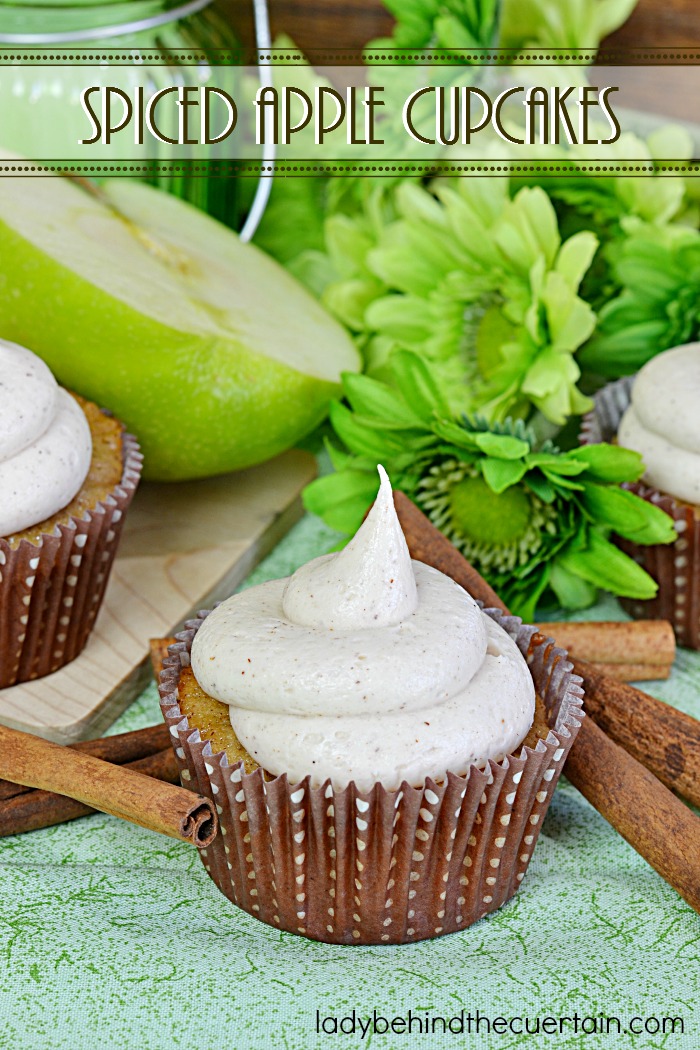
0,339 -> 142,687
159,468 -> 583,944
580,343 -> 700,648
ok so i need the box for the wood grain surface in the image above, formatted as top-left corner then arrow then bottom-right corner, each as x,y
0,449 -> 316,745
606,0 -> 700,48
270,0 -> 392,56
265,0 -> 700,52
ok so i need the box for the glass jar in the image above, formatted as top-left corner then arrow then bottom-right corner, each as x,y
0,0 -> 244,226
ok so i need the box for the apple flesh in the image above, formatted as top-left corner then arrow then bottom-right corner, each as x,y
0,175 -> 360,480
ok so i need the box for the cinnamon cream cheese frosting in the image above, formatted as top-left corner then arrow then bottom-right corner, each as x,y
0,339 -> 92,537
619,342 -> 700,506
191,466 -> 535,790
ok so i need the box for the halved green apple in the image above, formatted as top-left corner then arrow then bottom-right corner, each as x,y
0,174 -> 360,480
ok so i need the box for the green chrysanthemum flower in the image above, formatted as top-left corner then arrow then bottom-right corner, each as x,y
372,0 -> 637,53
321,178 -> 598,428
369,0 -> 499,51
419,459 -> 559,574
518,128 -> 694,314
303,351 -> 676,620
581,222 -> 700,378
499,0 -> 637,50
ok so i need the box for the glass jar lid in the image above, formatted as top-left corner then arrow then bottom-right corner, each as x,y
0,0 -> 215,44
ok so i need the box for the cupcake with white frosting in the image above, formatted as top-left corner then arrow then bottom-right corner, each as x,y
581,343 -> 700,648
159,468 -> 583,944
0,339 -> 141,687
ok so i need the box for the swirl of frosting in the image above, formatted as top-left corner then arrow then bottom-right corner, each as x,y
619,342 -> 700,505
0,340 -> 92,537
191,466 -> 535,790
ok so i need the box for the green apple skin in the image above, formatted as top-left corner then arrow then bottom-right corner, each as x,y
0,182 -> 360,481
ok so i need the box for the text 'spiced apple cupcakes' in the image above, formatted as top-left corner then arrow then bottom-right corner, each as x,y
580,343 -> 700,648
159,468 -> 583,944
0,339 -> 142,687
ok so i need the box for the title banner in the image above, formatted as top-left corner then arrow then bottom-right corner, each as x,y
0,50 -> 698,174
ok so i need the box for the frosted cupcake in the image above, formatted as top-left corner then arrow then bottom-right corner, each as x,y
580,343 -> 700,647
159,468 -> 583,944
0,339 -> 141,687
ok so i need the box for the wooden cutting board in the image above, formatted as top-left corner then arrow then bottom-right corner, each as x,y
0,449 -> 317,744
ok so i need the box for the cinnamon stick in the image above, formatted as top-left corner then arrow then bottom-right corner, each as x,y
583,662 -> 671,683
393,491 -> 700,914
535,620 -> 675,682
576,664 -> 700,808
0,724 -> 217,848
0,722 -> 171,803
0,748 -> 180,838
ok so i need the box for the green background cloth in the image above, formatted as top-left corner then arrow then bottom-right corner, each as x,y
1,512 -> 698,1050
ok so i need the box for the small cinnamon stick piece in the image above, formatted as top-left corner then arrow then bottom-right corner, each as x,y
583,662 -> 670,683
0,748 -> 180,838
394,491 -> 700,914
0,724 -> 217,848
535,620 -> 675,682
0,722 -> 171,803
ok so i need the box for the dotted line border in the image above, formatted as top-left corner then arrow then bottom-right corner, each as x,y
2,161 -> 699,177
2,47 -> 700,65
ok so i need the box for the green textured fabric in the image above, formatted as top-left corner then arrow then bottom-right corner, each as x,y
1,513 -> 698,1050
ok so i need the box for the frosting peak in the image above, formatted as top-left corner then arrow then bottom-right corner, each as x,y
191,468 -> 535,791
282,465 -> 417,630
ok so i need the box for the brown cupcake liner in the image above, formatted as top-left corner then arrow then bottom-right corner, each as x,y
580,377 -> 700,649
159,609 -> 584,945
0,431 -> 142,688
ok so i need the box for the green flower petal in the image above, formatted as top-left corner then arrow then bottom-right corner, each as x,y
342,372 -> 426,429
329,401 -> 406,459
390,350 -> 451,420
473,432 -> 530,460
495,188 -> 560,274
554,230 -> 599,290
481,457 -> 529,492
542,275 -> 597,353
568,442 -> 645,482
367,243 -> 447,297
558,529 -> 659,599
322,278 -> 384,331
364,296 -> 435,344
549,561 -> 598,610
580,482 -> 677,544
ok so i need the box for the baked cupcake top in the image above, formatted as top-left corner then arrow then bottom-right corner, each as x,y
619,342 -> 700,505
0,340 -> 92,537
191,466 -> 535,791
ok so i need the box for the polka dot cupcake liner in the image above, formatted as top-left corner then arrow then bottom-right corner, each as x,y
580,377 -> 700,649
0,430 -> 142,688
158,609 -> 583,945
